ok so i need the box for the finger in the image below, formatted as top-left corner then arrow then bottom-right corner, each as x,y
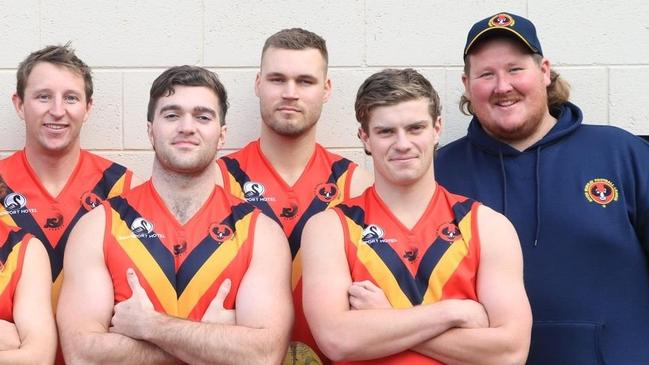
213,279 -> 232,308
126,268 -> 142,293
348,283 -> 363,296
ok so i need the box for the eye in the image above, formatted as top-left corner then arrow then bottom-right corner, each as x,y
268,77 -> 284,84
36,94 -> 51,101
64,95 -> 80,104
196,114 -> 213,123
163,113 -> 179,120
478,71 -> 494,79
376,128 -> 393,136
509,67 -> 524,73
299,79 -> 315,85
408,124 -> 426,133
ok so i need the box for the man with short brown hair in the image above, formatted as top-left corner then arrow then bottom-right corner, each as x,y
217,28 -> 372,365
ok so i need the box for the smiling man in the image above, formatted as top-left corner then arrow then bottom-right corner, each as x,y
57,66 -> 292,365
217,28 -> 372,365
436,12 -> 649,364
0,45 -> 138,307
302,68 -> 531,364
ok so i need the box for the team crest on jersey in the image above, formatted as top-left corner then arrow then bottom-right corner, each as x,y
584,178 -> 618,207
489,13 -> 514,28
438,222 -> 462,243
315,182 -> 339,203
43,213 -> 64,230
279,203 -> 298,219
81,191 -> 102,211
1,192 -> 35,216
209,223 -> 233,242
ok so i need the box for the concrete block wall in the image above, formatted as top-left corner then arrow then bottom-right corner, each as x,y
1,1 -> 647,179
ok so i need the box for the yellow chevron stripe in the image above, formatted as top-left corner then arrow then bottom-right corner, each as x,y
0,205 -> 18,227
348,217 -> 412,309
292,250 -> 302,290
110,209 -> 178,315
227,174 -> 245,200
328,171 -> 350,208
52,271 -> 63,310
422,214 -> 472,304
177,213 -> 253,318
0,241 -> 23,296
108,174 -> 127,198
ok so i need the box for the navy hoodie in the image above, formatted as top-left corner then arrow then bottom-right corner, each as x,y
436,102 -> 649,365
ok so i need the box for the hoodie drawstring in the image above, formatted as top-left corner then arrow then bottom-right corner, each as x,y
499,152 -> 508,216
499,148 -> 543,247
534,147 -> 542,247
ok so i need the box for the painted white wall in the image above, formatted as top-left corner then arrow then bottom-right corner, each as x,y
2,1 -> 647,178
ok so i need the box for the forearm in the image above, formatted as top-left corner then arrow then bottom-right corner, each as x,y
412,326 -> 530,365
315,303 -> 461,362
145,314 -> 288,365
0,349 -> 52,365
63,331 -> 180,365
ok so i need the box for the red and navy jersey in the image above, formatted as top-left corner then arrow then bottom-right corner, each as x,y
218,139 -> 357,361
0,150 -> 133,301
104,181 -> 257,320
333,185 -> 481,365
0,223 -> 31,322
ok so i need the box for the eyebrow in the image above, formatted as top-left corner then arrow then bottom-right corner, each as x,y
158,105 -> 216,117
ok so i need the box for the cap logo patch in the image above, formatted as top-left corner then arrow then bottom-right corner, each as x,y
488,13 -> 514,28
584,178 -> 618,207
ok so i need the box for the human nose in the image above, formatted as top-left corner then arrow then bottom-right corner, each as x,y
494,73 -> 514,94
394,129 -> 411,151
281,80 -> 298,100
48,97 -> 65,118
177,114 -> 196,134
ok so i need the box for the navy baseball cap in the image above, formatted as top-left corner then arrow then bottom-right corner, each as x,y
464,12 -> 543,57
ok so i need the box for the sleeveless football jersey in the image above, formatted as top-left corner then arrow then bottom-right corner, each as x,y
0,150 -> 133,302
103,181 -> 257,320
333,185 -> 481,365
0,223 -> 31,322
218,140 -> 357,363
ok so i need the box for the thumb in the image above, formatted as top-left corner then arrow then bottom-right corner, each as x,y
214,279 -> 232,308
126,268 -> 143,293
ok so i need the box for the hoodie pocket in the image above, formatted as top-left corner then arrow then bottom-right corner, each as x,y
527,321 -> 604,365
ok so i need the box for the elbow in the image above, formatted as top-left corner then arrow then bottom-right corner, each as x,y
314,329 -> 360,362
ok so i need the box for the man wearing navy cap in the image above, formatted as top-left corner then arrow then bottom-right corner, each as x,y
436,12 -> 649,364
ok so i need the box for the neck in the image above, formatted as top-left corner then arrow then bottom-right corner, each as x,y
509,111 -> 557,151
259,125 -> 316,186
24,145 -> 81,197
151,160 -> 218,225
373,170 -> 437,229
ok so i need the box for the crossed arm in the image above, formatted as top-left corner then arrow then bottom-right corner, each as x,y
0,238 -> 56,365
409,206 -> 532,365
302,206 -> 531,364
58,207 -> 293,365
301,209 -> 489,362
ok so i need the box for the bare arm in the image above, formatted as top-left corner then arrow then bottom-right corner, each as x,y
111,213 -> 293,365
302,210 -> 486,362
0,238 -> 56,365
412,205 -> 532,365
57,207 -> 180,365
349,166 -> 373,197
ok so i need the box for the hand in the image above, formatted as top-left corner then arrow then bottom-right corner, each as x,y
201,279 -> 236,325
348,280 -> 391,310
0,319 -> 20,350
110,268 -> 156,340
